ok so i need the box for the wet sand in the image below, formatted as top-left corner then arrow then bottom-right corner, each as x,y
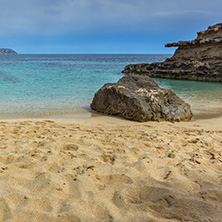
0,115 -> 221,221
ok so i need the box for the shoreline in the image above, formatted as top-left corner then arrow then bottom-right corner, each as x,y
0,106 -> 222,122
2,110 -> 222,132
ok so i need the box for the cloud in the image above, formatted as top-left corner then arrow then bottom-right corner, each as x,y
0,0 -> 221,37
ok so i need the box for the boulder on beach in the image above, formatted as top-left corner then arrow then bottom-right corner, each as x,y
91,75 -> 193,122
122,23 -> 222,82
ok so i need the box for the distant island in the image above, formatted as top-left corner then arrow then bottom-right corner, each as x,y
0,48 -> 17,55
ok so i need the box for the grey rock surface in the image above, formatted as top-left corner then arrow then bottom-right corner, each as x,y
91,75 -> 193,122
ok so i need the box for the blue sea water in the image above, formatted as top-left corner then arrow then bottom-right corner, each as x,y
0,54 -> 221,118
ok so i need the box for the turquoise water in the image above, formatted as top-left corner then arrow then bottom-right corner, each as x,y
0,54 -> 221,118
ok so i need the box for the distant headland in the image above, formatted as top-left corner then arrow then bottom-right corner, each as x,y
122,23 -> 222,82
0,48 -> 17,55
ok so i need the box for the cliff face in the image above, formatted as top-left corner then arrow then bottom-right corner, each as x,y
122,24 -> 222,82
0,48 -> 17,55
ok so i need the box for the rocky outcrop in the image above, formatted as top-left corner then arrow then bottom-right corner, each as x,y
122,23 -> 222,82
0,48 -> 17,55
91,75 -> 192,122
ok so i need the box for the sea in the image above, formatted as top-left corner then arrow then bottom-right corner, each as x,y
0,54 -> 221,119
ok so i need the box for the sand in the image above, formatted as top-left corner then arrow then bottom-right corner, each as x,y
0,115 -> 221,222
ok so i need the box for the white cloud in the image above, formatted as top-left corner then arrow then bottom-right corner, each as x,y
0,0 -> 221,36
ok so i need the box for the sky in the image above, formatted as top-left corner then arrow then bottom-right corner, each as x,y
0,0 -> 221,54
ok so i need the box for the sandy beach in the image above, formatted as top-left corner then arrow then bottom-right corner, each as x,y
0,114 -> 221,222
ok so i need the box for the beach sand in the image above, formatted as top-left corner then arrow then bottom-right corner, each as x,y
0,114 -> 221,221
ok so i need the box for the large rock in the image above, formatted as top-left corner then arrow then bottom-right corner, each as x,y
122,23 -> 222,82
91,75 -> 193,122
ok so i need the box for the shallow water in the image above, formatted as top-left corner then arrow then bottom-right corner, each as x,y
0,54 -> 221,118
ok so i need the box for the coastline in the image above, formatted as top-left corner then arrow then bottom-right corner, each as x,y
0,53 -> 221,221
0,54 -> 221,121
122,24 -> 222,83
3,109 -> 222,129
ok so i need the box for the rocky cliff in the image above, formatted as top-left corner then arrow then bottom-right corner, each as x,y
122,24 -> 222,82
0,48 -> 17,55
